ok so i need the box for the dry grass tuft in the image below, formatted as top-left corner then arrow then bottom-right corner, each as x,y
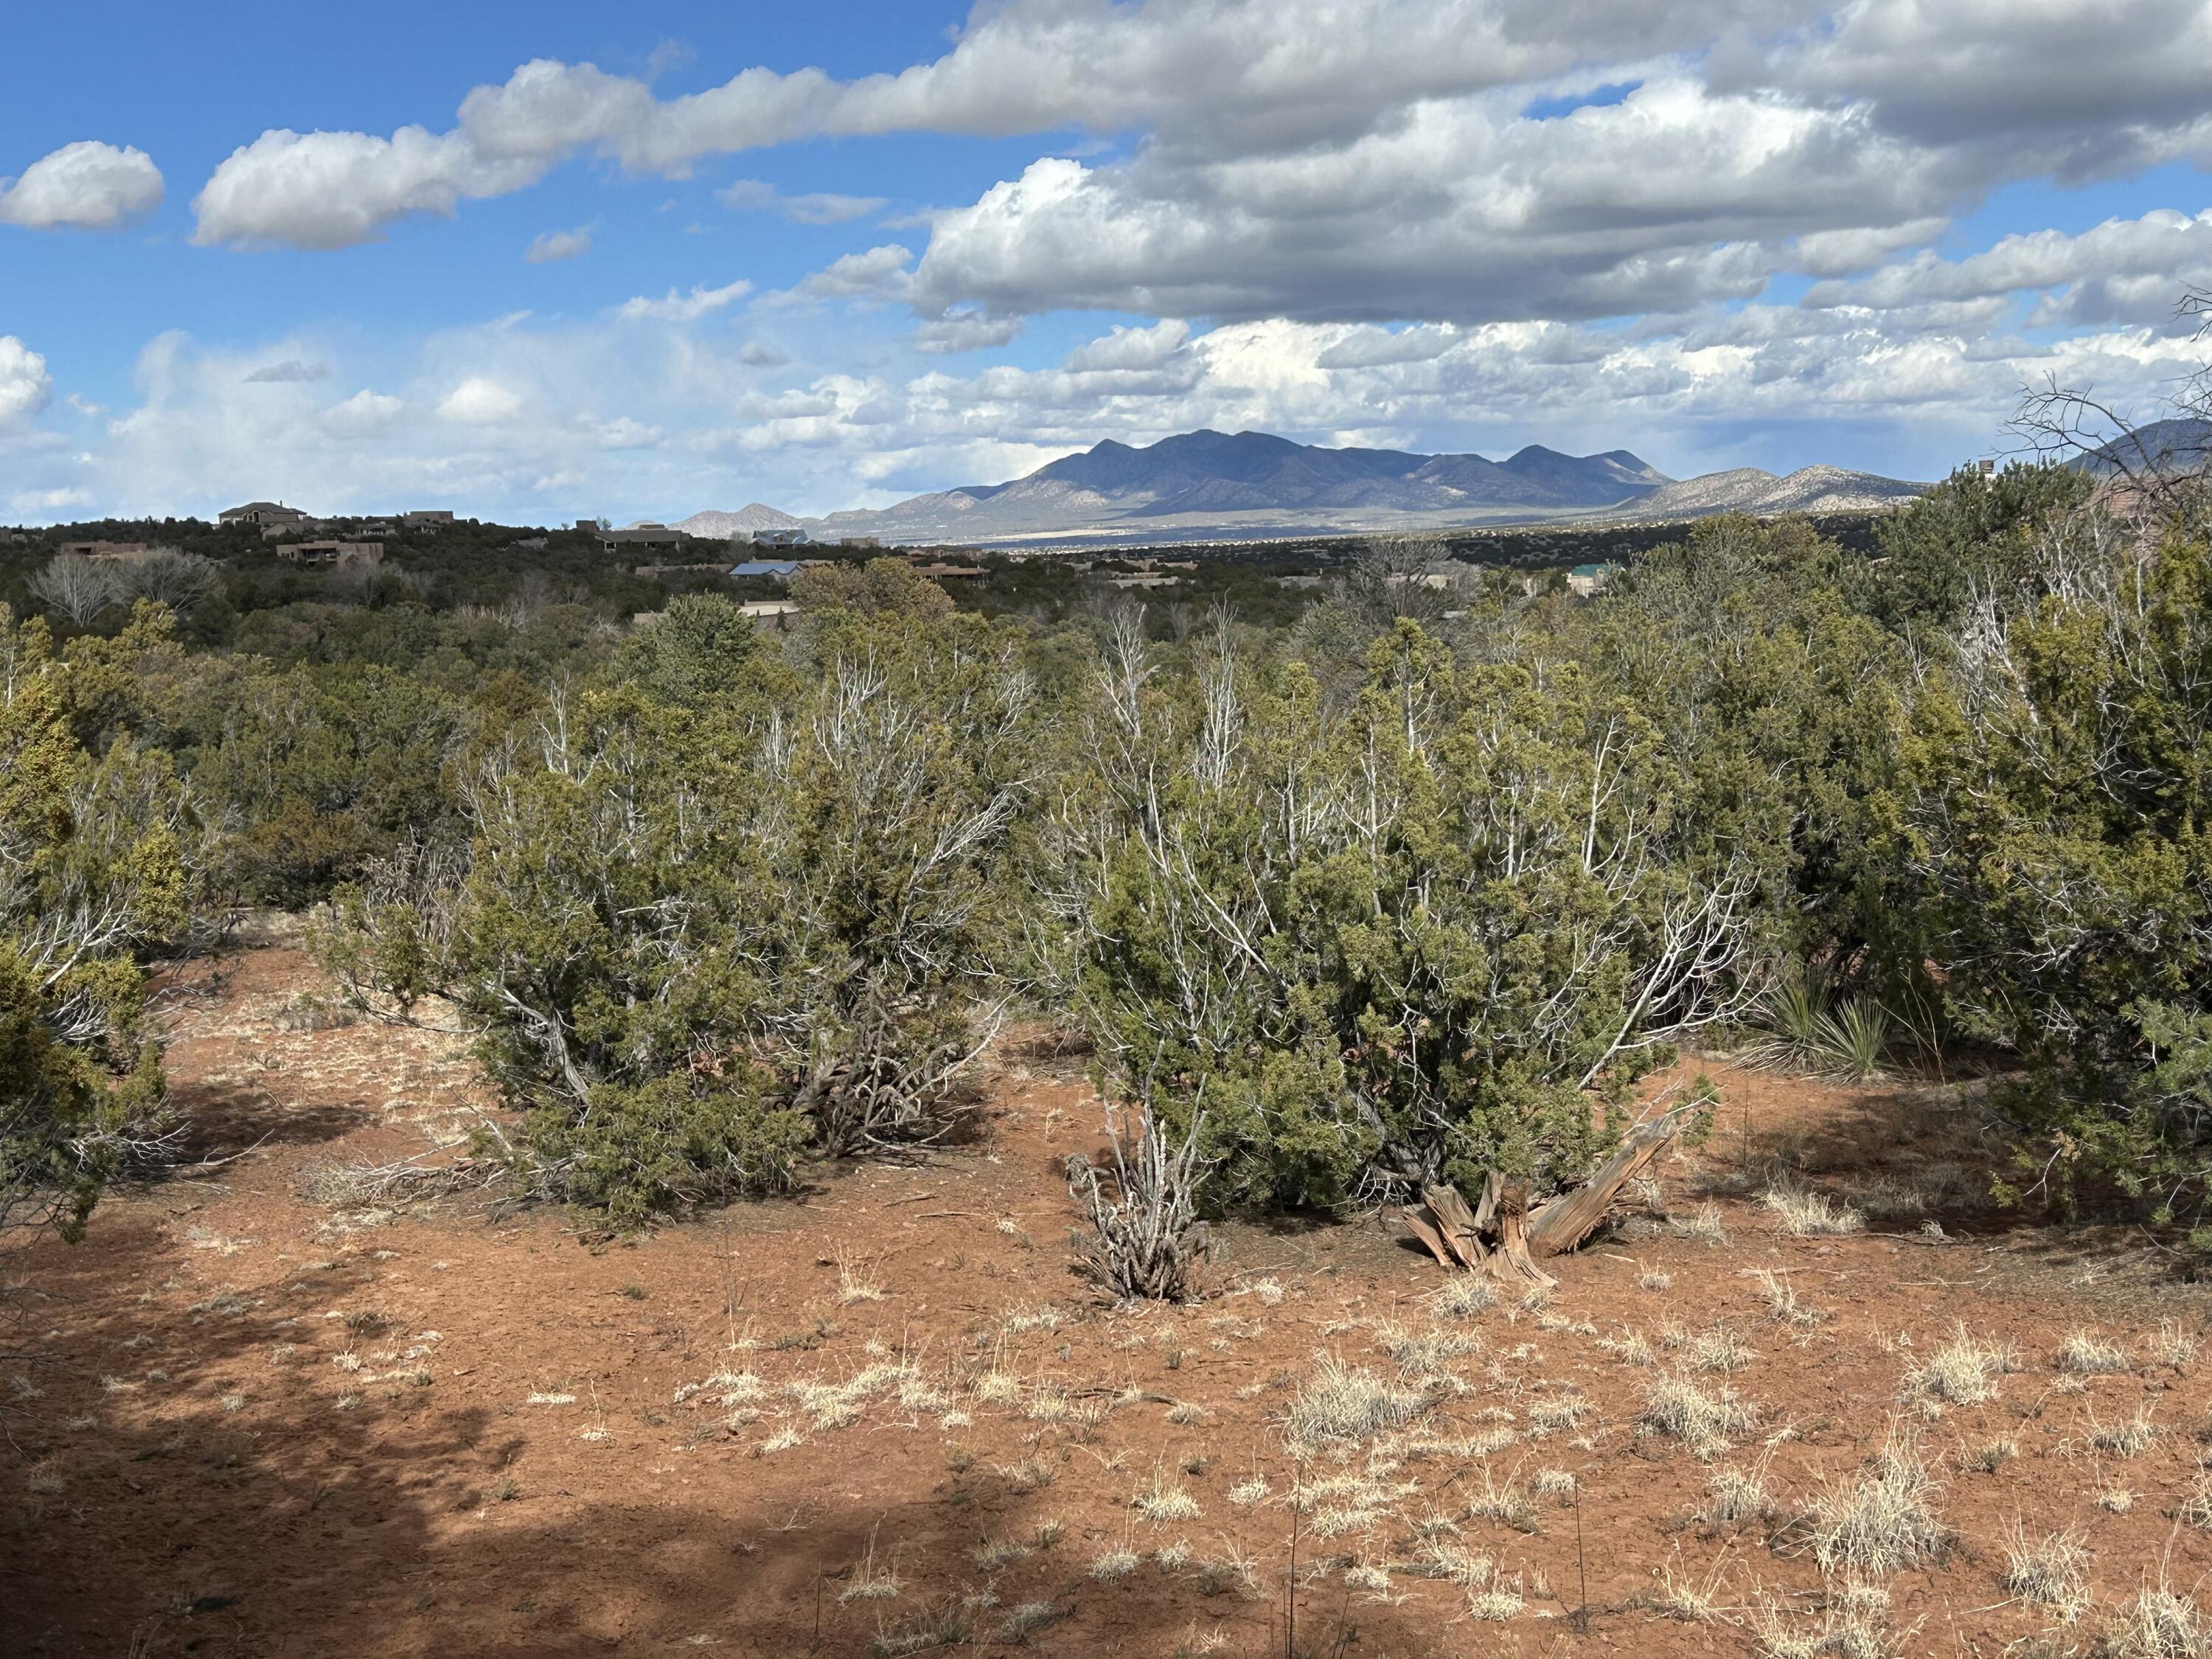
1705,1455 -> 1777,1524
1965,1435 -> 2019,1473
1377,1321 -> 1475,1380
1430,1276 -> 1497,1320
840,1530 -> 904,1604
2148,1321 -> 2201,1371
1747,1267 -> 1821,1327
990,1601 -> 1061,1643
1761,1185 -> 1865,1237
835,1253 -> 887,1306
1904,1324 -> 2016,1408
2180,1476 -> 2212,1531
1089,1543 -> 1140,1581
2000,1520 -> 2088,1622
1685,1325 -> 1758,1374
1464,1578 -> 1525,1621
1468,1467 -> 1540,1534
869,1601 -> 971,1657
2057,1330 -> 2131,1375
1284,1356 -> 1431,1449
2103,1583 -> 2210,1659
1640,1372 -> 1760,1457
1600,1330 -> 1657,1368
1646,1552 -> 1730,1622
1810,1427 -> 1944,1576
2089,1405 -> 2160,1458
1133,1462 -> 1201,1523
1670,1204 -> 1729,1245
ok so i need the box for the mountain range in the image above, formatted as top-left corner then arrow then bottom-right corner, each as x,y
672,429 -> 1927,547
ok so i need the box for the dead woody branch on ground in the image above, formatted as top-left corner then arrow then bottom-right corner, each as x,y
1401,1101 -> 1694,1287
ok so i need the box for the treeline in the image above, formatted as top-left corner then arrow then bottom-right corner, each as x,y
9,460 -> 2212,1272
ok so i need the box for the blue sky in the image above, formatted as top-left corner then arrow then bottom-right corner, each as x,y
4,1 -> 2212,524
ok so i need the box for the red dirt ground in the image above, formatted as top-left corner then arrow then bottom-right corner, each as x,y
7,939 -> 2212,1658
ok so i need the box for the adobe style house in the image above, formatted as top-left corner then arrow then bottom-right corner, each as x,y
400,510 -> 456,527
219,501 -> 314,530
598,524 -> 686,554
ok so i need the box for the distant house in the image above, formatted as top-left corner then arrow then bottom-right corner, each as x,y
400,510 -> 456,528
1567,562 -> 1621,597
220,501 -> 314,529
511,536 -> 549,552
750,529 -> 810,549
910,562 -> 987,581
278,540 -> 383,566
730,559 -> 801,579
599,524 -> 686,554
1105,574 -> 1178,589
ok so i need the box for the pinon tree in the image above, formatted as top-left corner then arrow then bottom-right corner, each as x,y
1043,611 -> 1765,1217
1,605 -> 209,1245
321,591 -> 1037,1225
1900,504 -> 2212,1229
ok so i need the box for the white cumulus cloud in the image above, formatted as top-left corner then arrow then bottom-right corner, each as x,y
0,141 -> 164,230
0,336 -> 55,426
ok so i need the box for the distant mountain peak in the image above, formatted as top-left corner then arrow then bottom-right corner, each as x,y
673,504 -> 804,539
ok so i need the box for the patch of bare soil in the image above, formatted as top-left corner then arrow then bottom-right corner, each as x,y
7,945 -> 2212,1658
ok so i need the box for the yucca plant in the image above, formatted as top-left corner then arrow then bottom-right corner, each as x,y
1810,998 -> 1891,1081
1751,974 -> 1890,1081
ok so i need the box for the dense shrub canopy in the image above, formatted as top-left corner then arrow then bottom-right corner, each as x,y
14,488 -> 2212,1243
1,605 -> 210,1240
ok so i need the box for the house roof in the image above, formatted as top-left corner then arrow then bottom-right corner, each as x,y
731,560 -> 801,577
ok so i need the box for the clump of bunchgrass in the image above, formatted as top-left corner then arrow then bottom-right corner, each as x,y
1376,1321 -> 1475,1381
1430,1276 -> 1497,1320
2058,1329 -> 2131,1375
1640,1372 -> 1759,1458
2148,1320 -> 2201,1371
1704,1454 -> 1777,1524
2102,1582 -> 2208,1659
1810,1426 -> 1944,1576
2000,1520 -> 2088,1622
2089,1404 -> 2159,1458
1903,1324 -> 2015,1408
1284,1355 -> 1431,1450
1670,1204 -> 1728,1246
1965,1435 -> 2018,1473
1761,1185 -> 1865,1237
1132,1461 -> 1201,1523
1467,1467 -> 1539,1534
1747,1267 -> 1821,1327
1685,1325 -> 1757,1374
1089,1543 -> 1140,1580
839,1529 -> 904,1604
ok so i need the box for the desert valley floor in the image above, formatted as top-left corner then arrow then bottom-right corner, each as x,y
8,933 -> 2212,1658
